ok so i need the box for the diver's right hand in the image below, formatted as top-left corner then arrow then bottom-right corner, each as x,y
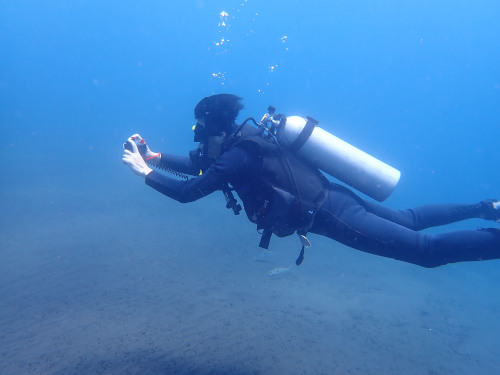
128,133 -> 161,164
122,136 -> 153,178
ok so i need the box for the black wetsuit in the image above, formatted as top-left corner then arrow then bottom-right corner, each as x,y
146,144 -> 500,268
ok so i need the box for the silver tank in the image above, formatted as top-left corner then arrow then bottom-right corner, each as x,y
277,116 -> 401,201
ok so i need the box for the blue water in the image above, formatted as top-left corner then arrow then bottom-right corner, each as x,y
1,1 -> 500,374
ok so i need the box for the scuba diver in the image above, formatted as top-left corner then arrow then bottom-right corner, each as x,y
122,94 -> 500,268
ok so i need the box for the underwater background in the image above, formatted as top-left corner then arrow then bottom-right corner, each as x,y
1,0 -> 500,374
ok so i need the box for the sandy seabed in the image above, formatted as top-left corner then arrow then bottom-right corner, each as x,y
1,183 -> 500,375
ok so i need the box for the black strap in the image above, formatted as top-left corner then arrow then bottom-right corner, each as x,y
259,229 -> 272,249
288,116 -> 318,153
296,246 -> 305,266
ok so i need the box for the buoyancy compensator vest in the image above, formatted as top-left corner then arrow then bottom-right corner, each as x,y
223,123 -> 329,264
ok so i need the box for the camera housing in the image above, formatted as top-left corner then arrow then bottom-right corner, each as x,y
123,137 -> 147,154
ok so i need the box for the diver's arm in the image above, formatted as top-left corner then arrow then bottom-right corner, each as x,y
155,153 -> 200,176
145,170 -> 217,203
145,146 -> 253,203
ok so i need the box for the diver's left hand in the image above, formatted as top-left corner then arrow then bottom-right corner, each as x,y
122,137 -> 153,178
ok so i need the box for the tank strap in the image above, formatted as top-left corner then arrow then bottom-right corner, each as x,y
288,116 -> 318,152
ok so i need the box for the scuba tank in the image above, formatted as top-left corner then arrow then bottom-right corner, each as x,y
249,106 -> 400,201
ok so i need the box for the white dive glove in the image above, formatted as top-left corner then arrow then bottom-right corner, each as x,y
125,133 -> 162,164
122,135 -> 154,178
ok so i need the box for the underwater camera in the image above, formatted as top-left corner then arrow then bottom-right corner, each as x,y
123,136 -> 147,154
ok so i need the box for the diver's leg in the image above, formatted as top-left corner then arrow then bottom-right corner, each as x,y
362,200 -> 495,230
362,196 -> 499,230
310,187 -> 500,267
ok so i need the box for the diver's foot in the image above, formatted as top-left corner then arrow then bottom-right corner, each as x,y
478,199 -> 500,222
